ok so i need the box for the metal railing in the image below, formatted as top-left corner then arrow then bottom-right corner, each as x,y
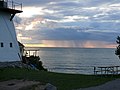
7,0 -> 22,11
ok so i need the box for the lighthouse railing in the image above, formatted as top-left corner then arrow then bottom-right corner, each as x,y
7,0 -> 22,11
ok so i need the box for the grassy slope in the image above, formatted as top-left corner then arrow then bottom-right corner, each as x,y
0,67 -> 119,90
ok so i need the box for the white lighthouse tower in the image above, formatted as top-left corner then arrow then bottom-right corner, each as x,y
0,0 -> 22,62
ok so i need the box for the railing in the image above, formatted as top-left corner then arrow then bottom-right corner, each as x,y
7,0 -> 22,11
94,66 -> 120,75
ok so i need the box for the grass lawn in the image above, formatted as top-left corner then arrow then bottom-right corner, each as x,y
0,67 -> 120,90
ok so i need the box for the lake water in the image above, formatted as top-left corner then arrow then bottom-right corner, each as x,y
38,48 -> 120,74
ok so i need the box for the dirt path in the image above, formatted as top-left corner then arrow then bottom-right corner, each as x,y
0,79 -> 45,90
77,79 -> 120,90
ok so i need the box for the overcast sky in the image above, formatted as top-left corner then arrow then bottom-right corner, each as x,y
14,0 -> 120,48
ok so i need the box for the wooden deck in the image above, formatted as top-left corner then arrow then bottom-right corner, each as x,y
94,66 -> 120,75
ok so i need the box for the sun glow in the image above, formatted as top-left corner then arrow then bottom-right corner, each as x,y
23,40 -> 116,48
24,43 -> 48,47
19,7 -> 44,18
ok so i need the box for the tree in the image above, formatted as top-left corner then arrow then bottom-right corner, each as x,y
115,36 -> 120,58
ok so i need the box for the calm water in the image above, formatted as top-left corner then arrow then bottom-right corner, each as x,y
38,48 -> 120,74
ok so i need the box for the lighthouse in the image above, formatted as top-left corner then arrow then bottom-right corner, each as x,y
0,0 -> 22,62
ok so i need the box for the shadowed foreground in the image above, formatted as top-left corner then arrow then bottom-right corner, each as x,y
0,79 -> 45,90
0,67 -> 120,90
76,79 -> 120,90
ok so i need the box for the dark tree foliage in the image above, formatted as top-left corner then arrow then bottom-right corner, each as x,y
115,36 -> 120,58
22,55 -> 47,71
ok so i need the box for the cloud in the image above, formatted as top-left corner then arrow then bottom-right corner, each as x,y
16,0 -> 59,6
19,7 -> 44,18
15,15 -> 45,30
13,0 -> 120,48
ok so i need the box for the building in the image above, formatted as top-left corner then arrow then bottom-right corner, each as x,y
0,0 -> 23,62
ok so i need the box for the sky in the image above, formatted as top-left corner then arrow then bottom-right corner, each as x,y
13,0 -> 120,48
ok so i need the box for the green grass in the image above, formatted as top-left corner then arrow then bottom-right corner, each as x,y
0,67 -> 120,90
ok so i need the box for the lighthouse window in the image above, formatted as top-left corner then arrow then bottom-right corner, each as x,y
1,42 -> 3,47
10,43 -> 13,47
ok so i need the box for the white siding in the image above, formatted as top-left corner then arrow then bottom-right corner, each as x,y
0,12 -> 21,62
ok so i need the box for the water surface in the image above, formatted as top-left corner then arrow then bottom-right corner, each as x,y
38,48 -> 120,74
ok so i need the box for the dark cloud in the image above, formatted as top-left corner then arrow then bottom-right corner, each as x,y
19,27 -> 119,43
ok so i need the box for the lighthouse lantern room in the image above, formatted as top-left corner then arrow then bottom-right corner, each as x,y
0,0 -> 23,62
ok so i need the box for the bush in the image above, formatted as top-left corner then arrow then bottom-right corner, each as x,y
22,56 -> 47,71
